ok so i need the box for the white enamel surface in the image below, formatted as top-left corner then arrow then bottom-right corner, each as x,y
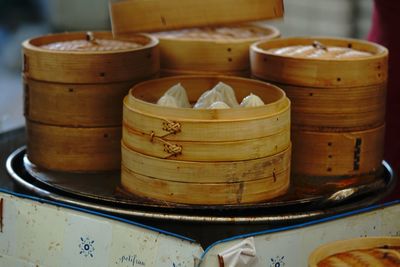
1,190 -> 398,267
200,203 -> 400,267
0,192 -> 202,267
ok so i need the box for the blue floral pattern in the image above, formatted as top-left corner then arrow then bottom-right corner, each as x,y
79,236 -> 95,258
270,255 -> 285,267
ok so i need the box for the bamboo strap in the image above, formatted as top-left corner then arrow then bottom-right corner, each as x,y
162,120 -> 181,135
150,131 -> 182,158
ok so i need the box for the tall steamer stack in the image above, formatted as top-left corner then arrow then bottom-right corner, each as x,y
121,76 -> 291,205
251,37 -> 388,179
109,0 -> 289,204
110,0 -> 284,77
23,32 -> 159,172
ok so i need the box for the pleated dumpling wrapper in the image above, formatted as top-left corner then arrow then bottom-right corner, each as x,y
156,94 -> 180,108
240,93 -> 265,107
159,83 -> 191,108
194,90 -> 225,109
208,101 -> 231,109
212,82 -> 239,107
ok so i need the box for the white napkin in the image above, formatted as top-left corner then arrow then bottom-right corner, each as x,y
217,237 -> 257,267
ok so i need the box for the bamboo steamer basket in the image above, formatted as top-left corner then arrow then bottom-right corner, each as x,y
27,121 -> 121,172
292,125 -> 385,177
22,32 -> 159,84
250,37 -> 388,129
251,37 -> 388,88
122,75 -> 290,160
308,237 -> 400,267
122,75 -> 291,204
121,166 -> 290,205
151,24 -> 280,76
277,83 -> 386,130
122,142 -> 291,183
110,0 -> 284,35
22,31 -> 159,172
250,37 -> 388,177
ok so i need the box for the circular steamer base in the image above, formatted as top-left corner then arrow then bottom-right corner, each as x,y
6,147 -> 396,246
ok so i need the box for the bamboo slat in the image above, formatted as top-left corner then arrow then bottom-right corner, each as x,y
121,143 -> 291,183
277,83 -> 386,130
123,102 -> 290,142
110,0 -> 284,35
24,77 -> 149,127
27,120 -> 121,172
123,125 -> 290,161
121,166 -> 290,205
160,68 -> 250,78
291,125 -> 384,177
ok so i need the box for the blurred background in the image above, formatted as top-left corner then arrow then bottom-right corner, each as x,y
0,0 -> 373,133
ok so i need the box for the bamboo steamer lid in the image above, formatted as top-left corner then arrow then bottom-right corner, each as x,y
110,0 -> 284,35
123,75 -> 291,161
251,37 -> 388,88
22,31 -> 159,83
308,237 -> 400,267
27,120 -> 121,172
151,24 -> 280,76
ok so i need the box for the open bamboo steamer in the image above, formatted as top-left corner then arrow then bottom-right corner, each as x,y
22,31 -> 159,172
308,236 -> 400,267
23,32 -> 159,127
250,37 -> 388,129
152,24 -> 280,77
122,75 -> 291,204
122,75 -> 290,160
250,37 -> 388,177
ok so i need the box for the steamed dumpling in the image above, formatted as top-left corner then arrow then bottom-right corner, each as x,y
208,101 -> 230,109
212,82 -> 239,107
157,94 -> 179,108
193,90 -> 224,109
240,93 -> 265,107
163,83 -> 191,108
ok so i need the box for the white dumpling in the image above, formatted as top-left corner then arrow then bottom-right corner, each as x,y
208,101 -> 230,109
212,82 -> 239,107
163,83 -> 191,108
193,90 -> 224,109
240,93 -> 265,107
157,94 -> 179,108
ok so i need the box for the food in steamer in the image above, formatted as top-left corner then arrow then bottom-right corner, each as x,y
317,246 -> 400,267
157,81 -> 264,109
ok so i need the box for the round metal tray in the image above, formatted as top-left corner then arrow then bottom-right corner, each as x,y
6,147 -> 396,223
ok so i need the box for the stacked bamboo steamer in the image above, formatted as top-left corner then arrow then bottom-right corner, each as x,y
109,0 -> 287,204
110,0 -> 283,77
121,76 -> 291,205
251,37 -> 388,178
23,32 -> 159,172
151,24 -> 280,77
